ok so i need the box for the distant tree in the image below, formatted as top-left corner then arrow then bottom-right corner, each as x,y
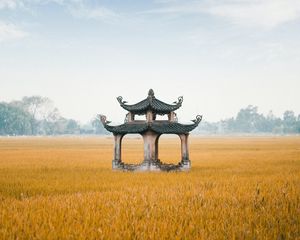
265,111 -> 279,133
222,117 -> 236,133
265,111 -> 283,134
40,107 -> 61,135
65,119 -> 80,134
283,111 -> 297,133
255,112 -> 272,133
197,121 -> 218,134
197,106 -> 299,135
80,122 -> 95,134
234,105 -> 266,133
18,96 -> 57,135
297,115 -> 300,133
8,96 -> 82,135
0,103 -> 31,135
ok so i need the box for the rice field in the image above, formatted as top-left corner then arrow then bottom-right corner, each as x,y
0,136 -> 299,239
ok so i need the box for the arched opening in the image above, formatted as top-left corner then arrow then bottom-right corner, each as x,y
121,134 -> 144,164
157,134 -> 181,164
134,114 -> 146,121
154,114 -> 169,121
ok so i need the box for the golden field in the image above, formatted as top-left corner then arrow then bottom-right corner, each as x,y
0,136 -> 299,239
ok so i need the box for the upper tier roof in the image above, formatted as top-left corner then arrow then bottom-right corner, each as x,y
100,115 -> 202,134
117,89 -> 183,115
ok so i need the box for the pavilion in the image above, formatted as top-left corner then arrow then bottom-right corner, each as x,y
99,89 -> 202,171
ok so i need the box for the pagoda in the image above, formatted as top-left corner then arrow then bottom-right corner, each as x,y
99,89 -> 202,171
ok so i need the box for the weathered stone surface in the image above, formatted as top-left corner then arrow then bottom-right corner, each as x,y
112,159 -> 191,172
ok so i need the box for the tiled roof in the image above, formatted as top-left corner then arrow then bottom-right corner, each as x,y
117,89 -> 183,114
104,122 -> 148,134
103,115 -> 202,134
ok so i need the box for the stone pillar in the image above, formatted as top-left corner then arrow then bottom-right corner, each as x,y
127,112 -> 134,122
168,112 -> 175,121
146,110 -> 153,122
179,133 -> 191,168
112,134 -> 123,169
155,134 -> 160,161
142,131 -> 159,170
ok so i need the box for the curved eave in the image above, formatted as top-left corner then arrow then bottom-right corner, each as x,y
151,98 -> 182,114
150,122 -> 199,134
118,97 -> 182,115
104,123 -> 148,134
103,120 -> 201,135
120,98 -> 149,114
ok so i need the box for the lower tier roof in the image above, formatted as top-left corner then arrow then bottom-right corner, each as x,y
103,116 -> 202,134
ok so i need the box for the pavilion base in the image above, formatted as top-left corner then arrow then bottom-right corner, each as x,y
112,159 -> 191,172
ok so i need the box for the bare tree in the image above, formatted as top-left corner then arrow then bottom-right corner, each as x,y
21,96 -> 58,135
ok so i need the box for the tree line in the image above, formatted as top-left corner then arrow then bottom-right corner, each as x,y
0,96 -> 107,136
197,105 -> 300,134
1,97 -> 299,136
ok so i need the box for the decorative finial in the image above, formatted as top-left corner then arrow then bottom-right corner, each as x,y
117,96 -> 127,105
98,114 -> 107,124
192,115 -> 203,124
148,89 -> 154,97
177,96 -> 183,104
98,114 -> 111,125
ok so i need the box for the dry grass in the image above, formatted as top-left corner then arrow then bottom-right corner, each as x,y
0,136 -> 299,239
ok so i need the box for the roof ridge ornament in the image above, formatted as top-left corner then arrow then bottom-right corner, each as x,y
117,96 -> 127,105
175,96 -> 183,105
98,114 -> 111,125
192,115 -> 203,124
148,89 -> 155,98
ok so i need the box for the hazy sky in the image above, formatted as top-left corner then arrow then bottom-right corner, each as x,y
1,0 -> 300,123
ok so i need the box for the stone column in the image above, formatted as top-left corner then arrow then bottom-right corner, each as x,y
155,134 -> 161,161
146,110 -> 153,122
168,112 -> 175,121
127,112 -> 134,122
112,134 -> 123,169
179,133 -> 191,168
142,131 -> 159,170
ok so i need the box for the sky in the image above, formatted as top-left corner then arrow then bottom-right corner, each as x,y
1,0 -> 300,123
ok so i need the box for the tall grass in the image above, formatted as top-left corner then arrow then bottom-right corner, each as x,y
0,136 -> 299,239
